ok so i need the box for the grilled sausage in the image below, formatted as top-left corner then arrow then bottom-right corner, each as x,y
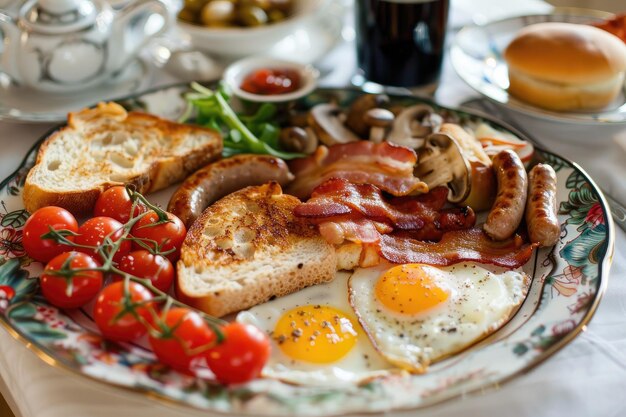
483,150 -> 528,241
526,163 -> 560,247
168,154 -> 294,228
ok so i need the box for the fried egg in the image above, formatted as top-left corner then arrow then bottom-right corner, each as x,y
349,262 -> 529,372
236,272 -> 395,386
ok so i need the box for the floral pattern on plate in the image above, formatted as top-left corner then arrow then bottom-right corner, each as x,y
0,86 -> 614,416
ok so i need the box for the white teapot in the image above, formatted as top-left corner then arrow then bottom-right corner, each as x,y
0,0 -> 170,92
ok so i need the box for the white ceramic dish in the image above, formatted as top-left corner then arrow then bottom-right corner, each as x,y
0,58 -> 152,123
450,9 -> 626,125
0,84 -> 614,417
223,56 -> 318,102
177,0 -> 330,58
0,0 -> 169,93
0,0 -> 343,123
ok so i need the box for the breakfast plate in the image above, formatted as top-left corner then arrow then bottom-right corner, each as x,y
450,9 -> 626,125
0,85 -> 614,416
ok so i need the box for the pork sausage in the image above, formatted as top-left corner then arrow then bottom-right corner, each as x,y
525,163 -> 560,247
483,150 -> 528,241
168,154 -> 294,228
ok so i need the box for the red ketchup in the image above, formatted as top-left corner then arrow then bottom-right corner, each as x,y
240,68 -> 301,95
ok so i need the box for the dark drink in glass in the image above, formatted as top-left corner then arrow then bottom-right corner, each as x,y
354,0 -> 449,93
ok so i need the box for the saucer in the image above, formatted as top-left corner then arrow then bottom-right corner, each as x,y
450,9 -> 626,125
0,59 -> 153,123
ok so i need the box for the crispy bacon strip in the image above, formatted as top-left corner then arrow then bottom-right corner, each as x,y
379,228 -> 538,268
294,179 -> 475,239
286,141 -> 427,198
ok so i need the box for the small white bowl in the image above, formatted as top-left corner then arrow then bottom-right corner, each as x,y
177,0 -> 329,58
223,56 -> 319,103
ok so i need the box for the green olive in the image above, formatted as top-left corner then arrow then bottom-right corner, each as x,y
269,0 -> 293,13
237,5 -> 268,26
252,0 -> 271,11
267,9 -> 285,22
201,0 -> 236,26
178,8 -> 198,23
183,0 -> 209,13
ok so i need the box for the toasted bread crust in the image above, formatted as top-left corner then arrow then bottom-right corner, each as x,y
23,102 -> 222,215
177,183 -> 336,317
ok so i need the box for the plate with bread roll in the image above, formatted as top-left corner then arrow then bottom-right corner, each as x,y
451,8 -> 626,124
0,83 -> 614,416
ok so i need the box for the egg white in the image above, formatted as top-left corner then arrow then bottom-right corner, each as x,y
349,262 -> 530,372
236,272 -> 397,386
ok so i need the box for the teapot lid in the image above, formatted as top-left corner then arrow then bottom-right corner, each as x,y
21,0 -> 102,34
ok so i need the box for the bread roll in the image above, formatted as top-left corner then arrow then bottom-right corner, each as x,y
504,22 -> 626,111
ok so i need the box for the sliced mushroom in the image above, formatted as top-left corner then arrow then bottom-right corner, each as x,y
308,103 -> 360,146
364,108 -> 395,143
345,94 -> 390,137
422,112 -> 443,133
414,133 -> 471,204
387,104 -> 440,149
279,126 -> 319,154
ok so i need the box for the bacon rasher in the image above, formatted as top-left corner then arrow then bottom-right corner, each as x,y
286,141 -> 428,199
379,228 -> 538,269
294,178 -> 475,240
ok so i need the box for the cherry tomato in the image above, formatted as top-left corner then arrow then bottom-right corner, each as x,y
148,307 -> 215,374
94,186 -> 146,223
23,206 -> 78,263
206,322 -> 270,384
113,250 -> 174,292
93,281 -> 154,342
40,252 -> 103,308
75,217 -> 131,263
131,212 -> 186,262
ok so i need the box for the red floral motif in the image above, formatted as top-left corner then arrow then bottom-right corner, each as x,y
568,291 -> 595,315
94,351 -> 117,365
0,285 -> 15,312
585,203 -> 605,228
551,266 -> 582,297
0,227 -> 25,258
78,334 -> 105,347
34,305 -> 66,328
552,320 -> 576,338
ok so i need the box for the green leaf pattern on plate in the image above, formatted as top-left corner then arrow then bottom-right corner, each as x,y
0,86 -> 612,416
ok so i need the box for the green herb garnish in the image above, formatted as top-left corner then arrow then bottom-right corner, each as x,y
180,82 -> 304,159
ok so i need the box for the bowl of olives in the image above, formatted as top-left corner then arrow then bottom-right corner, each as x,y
177,0 -> 329,57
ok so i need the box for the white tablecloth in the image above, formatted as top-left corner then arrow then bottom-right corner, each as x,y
1,2 -> 625,416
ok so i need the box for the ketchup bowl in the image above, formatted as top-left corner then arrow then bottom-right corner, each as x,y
223,57 -> 319,103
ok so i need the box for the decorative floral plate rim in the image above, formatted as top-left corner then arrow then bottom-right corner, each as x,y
0,85 -> 615,416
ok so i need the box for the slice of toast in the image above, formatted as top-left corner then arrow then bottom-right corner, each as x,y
23,102 -> 222,215
176,182 -> 337,317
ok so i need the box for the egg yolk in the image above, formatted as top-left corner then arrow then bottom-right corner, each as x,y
375,264 -> 449,315
273,305 -> 358,364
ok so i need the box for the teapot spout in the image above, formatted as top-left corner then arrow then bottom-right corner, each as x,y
0,13 -> 20,81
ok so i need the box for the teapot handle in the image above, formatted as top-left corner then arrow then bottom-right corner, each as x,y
0,11 -> 20,81
109,0 -> 171,73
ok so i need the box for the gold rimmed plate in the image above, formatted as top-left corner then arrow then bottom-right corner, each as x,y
0,85 -> 614,416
